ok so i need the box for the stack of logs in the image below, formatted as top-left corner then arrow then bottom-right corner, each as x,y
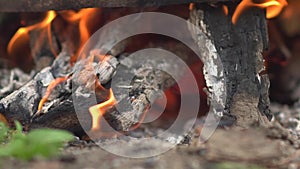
0,0 -> 271,136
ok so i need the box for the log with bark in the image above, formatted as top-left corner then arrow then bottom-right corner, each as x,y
188,2 -> 271,128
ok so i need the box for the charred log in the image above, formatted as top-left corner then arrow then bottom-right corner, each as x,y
0,51 -> 72,127
0,44 -> 189,135
189,3 -> 271,127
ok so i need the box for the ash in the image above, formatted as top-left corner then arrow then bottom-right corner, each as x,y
271,102 -> 300,137
0,68 -> 31,99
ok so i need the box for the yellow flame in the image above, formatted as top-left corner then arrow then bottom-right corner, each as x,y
60,8 -> 99,62
232,0 -> 288,24
89,89 -> 116,131
8,11 -> 56,55
38,76 -> 68,112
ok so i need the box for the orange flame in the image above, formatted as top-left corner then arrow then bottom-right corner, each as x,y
38,76 -> 69,112
8,11 -> 56,55
232,0 -> 288,24
8,9 -> 99,62
60,8 -> 99,62
89,89 -> 116,131
222,5 -> 229,16
189,3 -> 194,11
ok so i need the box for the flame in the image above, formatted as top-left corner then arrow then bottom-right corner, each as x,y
222,5 -> 229,16
8,9 -> 99,62
89,88 -> 149,132
232,0 -> 288,24
38,76 -> 69,112
8,11 -> 56,55
89,88 -> 116,131
60,8 -> 99,62
189,3 -> 194,11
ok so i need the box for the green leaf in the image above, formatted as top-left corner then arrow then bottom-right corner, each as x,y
0,125 -> 74,161
14,121 -> 23,133
0,122 -> 9,143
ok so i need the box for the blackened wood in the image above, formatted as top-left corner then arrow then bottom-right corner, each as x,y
0,45 -> 188,134
0,51 -> 72,127
189,3 -> 271,127
105,61 -> 177,131
29,100 -> 85,136
31,52 -> 181,132
0,0 -> 231,12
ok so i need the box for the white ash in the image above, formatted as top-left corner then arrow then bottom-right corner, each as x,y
270,102 -> 300,137
0,68 -> 31,98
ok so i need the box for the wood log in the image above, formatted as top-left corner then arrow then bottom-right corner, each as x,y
0,51 -> 72,127
0,0 -> 231,12
189,2 -> 271,127
0,40 -> 195,135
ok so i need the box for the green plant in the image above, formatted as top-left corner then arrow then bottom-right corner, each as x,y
0,121 -> 74,160
0,122 -> 9,143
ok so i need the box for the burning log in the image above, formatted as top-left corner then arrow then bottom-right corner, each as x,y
0,0 -> 289,137
0,42 -> 190,135
101,51 -> 180,131
0,51 -> 72,127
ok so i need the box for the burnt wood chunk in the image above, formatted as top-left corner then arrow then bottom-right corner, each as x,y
0,51 -> 72,127
189,3 -> 271,127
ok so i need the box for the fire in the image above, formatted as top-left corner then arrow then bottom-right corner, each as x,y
222,5 -> 229,16
37,76 -> 69,112
8,8 -> 99,62
89,88 -> 116,131
189,3 -> 194,11
89,88 -> 150,132
59,8 -> 99,61
232,0 -> 288,24
7,11 -> 56,55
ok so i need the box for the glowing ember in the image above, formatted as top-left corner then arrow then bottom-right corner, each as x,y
7,11 -> 56,55
232,0 -> 288,24
89,88 -> 116,131
38,76 -> 69,112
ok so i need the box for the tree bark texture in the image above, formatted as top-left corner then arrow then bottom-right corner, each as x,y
189,2 -> 271,127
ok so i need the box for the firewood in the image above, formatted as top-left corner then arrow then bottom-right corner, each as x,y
188,3 -> 271,127
0,42 -> 191,134
0,51 -> 72,127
